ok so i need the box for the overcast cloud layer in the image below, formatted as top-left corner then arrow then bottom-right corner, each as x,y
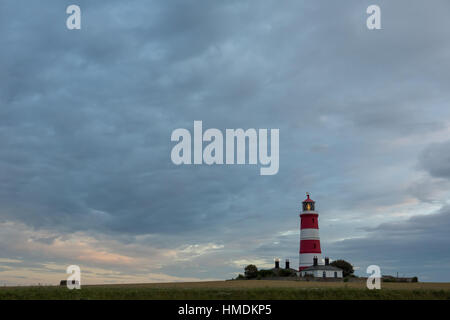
1,0 -> 450,284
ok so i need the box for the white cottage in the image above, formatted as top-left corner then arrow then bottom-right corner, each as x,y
299,257 -> 343,279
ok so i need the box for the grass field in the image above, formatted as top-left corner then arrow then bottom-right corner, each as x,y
1,280 -> 450,300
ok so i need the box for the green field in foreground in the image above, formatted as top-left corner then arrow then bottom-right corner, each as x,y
1,280 -> 450,300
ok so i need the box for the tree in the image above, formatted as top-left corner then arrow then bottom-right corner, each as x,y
330,259 -> 354,277
244,264 -> 258,279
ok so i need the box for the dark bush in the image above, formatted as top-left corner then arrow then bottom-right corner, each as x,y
258,269 -> 275,278
330,260 -> 354,277
244,265 -> 258,279
278,268 -> 295,277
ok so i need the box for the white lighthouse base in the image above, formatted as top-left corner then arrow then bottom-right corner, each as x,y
299,253 -> 323,270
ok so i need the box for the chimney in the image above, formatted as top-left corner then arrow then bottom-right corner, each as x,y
325,257 -> 329,265
285,259 -> 290,269
275,258 -> 280,269
313,256 -> 318,266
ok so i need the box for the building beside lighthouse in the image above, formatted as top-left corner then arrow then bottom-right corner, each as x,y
299,257 -> 343,278
298,193 -> 343,279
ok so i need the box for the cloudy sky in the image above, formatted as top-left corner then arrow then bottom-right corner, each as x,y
1,0 -> 450,285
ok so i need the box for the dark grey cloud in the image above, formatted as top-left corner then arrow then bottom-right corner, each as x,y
327,206 -> 450,281
1,0 -> 450,283
420,141 -> 450,180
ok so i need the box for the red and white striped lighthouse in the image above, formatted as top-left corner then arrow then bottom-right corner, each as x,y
299,193 -> 322,271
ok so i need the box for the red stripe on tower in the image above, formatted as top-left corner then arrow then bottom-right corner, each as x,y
299,193 -> 322,271
300,214 -> 319,229
299,240 -> 321,253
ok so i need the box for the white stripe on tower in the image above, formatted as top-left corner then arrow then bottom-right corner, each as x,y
299,253 -> 322,268
300,228 -> 320,240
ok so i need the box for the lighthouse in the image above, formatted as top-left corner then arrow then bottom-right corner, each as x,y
299,193 -> 322,271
